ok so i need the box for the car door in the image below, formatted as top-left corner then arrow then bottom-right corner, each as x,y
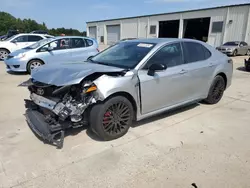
137,42 -> 193,115
37,38 -> 72,64
182,41 -> 215,100
70,38 -> 89,62
10,35 -> 30,51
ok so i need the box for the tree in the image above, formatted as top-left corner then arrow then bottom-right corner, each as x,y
0,11 -> 85,36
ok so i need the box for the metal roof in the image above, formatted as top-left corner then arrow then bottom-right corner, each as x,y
87,3 -> 250,23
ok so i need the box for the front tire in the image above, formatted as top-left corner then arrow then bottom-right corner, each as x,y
0,48 -> 10,60
232,50 -> 237,57
27,59 -> 43,74
204,75 -> 225,104
90,96 -> 134,141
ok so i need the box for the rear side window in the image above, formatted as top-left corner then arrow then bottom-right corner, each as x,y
183,42 -> 211,63
241,42 -> 248,46
71,38 -> 86,48
85,39 -> 93,47
28,35 -> 43,42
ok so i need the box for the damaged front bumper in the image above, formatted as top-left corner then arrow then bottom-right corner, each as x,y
25,93 -> 90,148
25,107 -> 65,148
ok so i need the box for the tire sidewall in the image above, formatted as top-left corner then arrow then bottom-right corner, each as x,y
0,49 -> 9,60
27,60 -> 43,74
246,50 -> 250,56
205,76 -> 225,104
233,50 -> 237,56
90,96 -> 134,141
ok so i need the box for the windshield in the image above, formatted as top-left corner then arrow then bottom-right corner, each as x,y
5,35 -> 18,41
223,42 -> 239,46
91,41 -> 156,69
24,38 -> 54,49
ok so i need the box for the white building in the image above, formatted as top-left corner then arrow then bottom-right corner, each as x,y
86,3 -> 250,47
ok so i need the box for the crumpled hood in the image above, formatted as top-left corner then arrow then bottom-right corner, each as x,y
31,62 -> 125,86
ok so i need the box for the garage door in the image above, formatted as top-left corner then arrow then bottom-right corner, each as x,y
89,26 -> 97,39
107,25 -> 120,45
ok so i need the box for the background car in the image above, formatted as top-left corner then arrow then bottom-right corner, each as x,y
216,41 -> 250,56
21,38 -> 233,147
5,36 -> 99,73
0,33 -> 53,60
30,30 -> 49,34
0,29 -> 19,41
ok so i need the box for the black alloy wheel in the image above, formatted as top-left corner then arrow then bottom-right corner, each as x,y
102,102 -> 130,135
204,75 -> 225,104
90,96 -> 134,141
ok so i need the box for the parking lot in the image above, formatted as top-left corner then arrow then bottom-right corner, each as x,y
0,56 -> 250,188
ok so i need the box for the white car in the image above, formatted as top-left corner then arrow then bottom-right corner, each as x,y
0,33 -> 53,60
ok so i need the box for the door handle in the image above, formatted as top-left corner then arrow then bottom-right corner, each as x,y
179,69 -> 188,74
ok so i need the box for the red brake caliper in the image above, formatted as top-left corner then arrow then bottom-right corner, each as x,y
103,111 -> 112,126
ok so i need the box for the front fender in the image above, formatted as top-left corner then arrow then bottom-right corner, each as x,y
94,74 -> 139,101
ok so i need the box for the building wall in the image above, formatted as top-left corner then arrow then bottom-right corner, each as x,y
87,5 -> 250,47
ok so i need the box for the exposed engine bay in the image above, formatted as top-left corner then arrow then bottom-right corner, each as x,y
21,77 -> 106,148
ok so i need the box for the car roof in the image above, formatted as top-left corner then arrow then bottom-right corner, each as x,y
14,33 -> 51,37
122,38 -> 202,45
53,36 -> 95,40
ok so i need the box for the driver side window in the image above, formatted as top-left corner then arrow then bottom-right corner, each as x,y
12,36 -> 28,43
144,43 -> 184,69
39,39 -> 70,52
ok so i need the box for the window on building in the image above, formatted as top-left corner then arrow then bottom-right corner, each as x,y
100,36 -> 104,43
150,25 -> 156,35
211,21 -> 224,33
183,42 -> 211,63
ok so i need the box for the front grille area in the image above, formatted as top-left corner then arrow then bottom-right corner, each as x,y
13,65 -> 20,68
29,85 -> 57,97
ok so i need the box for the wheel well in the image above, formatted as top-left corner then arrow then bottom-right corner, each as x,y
26,59 -> 45,71
107,92 -> 137,120
217,72 -> 227,89
0,48 -> 10,53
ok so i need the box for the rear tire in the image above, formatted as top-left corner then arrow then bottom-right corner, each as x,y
90,96 -> 134,141
204,75 -> 225,104
0,48 -> 10,60
27,59 -> 44,74
246,49 -> 250,56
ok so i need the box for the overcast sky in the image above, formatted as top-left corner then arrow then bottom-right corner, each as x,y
1,0 -> 249,31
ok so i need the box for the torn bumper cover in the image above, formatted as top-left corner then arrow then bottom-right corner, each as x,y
25,108 -> 65,149
25,93 -> 80,148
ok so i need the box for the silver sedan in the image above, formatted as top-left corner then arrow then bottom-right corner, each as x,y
21,38 -> 233,148
216,41 -> 250,56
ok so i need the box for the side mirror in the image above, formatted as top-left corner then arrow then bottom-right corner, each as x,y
147,63 -> 167,76
11,40 -> 17,44
47,46 -> 54,51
